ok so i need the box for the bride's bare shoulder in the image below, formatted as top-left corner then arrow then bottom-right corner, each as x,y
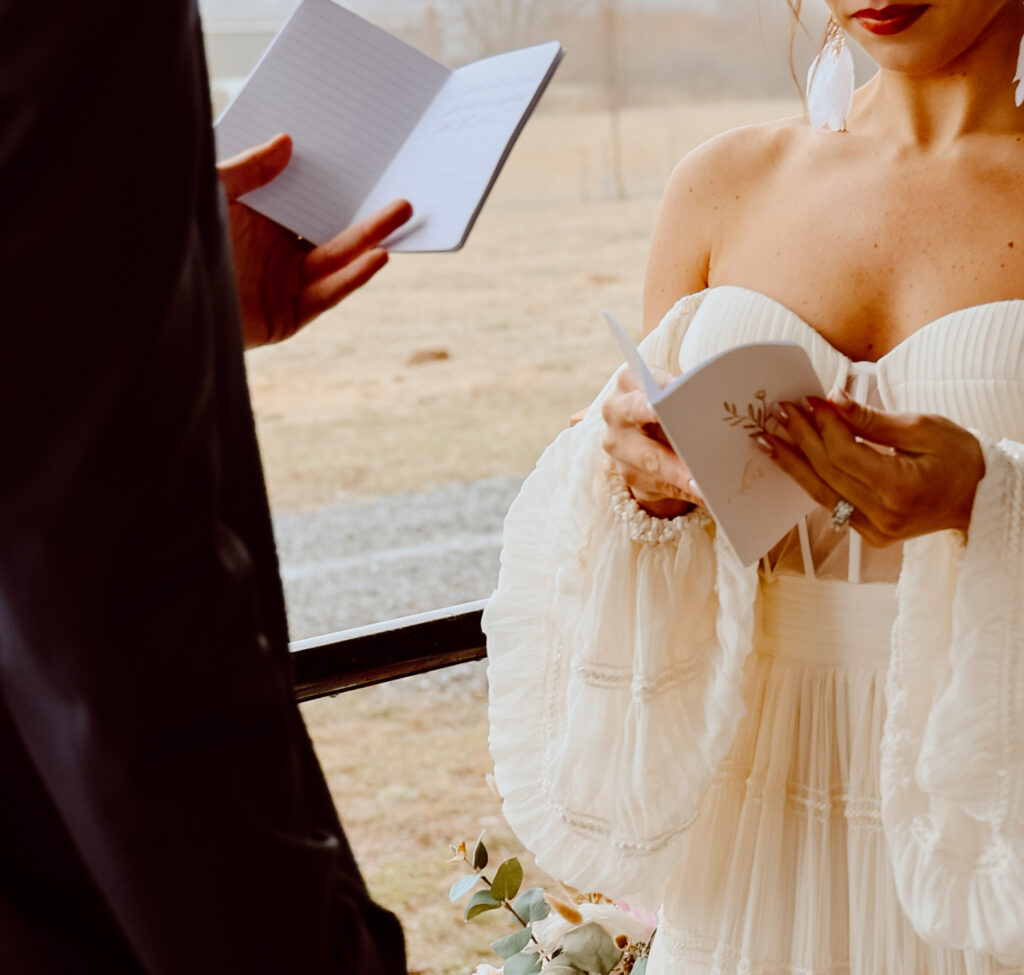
643,115 -> 808,327
663,114 -> 809,208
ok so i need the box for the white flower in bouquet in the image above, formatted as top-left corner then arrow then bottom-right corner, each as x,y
530,900 -> 655,955
448,833 -> 655,974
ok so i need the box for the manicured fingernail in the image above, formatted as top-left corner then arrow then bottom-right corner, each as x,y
756,435 -> 774,456
771,403 -> 790,423
828,386 -> 853,409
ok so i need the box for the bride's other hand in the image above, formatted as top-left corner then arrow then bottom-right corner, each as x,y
761,393 -> 986,545
601,365 -> 703,518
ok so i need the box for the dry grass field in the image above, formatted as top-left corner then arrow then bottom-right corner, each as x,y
250,97 -> 800,974
246,98 -> 800,510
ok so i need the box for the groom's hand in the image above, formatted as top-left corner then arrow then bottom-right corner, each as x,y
217,133 -> 413,348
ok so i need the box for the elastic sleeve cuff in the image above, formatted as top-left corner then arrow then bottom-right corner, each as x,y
605,461 -> 709,545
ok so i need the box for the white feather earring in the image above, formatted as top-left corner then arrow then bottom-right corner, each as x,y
806,19 -> 855,132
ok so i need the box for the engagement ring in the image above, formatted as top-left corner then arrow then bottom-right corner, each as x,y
830,498 -> 855,531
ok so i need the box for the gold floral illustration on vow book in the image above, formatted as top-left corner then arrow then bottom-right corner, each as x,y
722,389 -> 771,438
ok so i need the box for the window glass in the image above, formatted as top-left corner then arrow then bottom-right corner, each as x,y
201,3 -> 849,969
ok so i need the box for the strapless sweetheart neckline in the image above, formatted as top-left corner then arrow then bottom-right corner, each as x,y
705,284 -> 1024,366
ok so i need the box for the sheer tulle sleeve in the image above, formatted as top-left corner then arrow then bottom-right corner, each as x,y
483,292 -> 759,905
883,435 -> 1024,964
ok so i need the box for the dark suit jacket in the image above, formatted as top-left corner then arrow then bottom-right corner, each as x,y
0,4 -> 405,971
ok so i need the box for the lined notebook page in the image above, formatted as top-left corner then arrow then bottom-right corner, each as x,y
214,0 -> 449,244
357,42 -> 564,251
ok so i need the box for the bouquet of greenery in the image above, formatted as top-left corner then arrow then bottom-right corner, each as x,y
448,836 -> 656,975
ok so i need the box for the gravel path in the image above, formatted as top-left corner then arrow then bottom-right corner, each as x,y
273,474 -> 525,643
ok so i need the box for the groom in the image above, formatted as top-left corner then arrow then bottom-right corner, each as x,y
0,3 -> 409,970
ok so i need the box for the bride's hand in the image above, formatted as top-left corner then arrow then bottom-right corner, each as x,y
601,365 -> 704,517
760,391 -> 986,545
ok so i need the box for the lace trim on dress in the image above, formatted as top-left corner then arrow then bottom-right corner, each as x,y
538,788 -> 701,853
656,925 -> 853,975
711,760 -> 882,830
571,654 -> 710,696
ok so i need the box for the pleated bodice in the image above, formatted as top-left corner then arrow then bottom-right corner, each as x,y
681,286 -> 1024,441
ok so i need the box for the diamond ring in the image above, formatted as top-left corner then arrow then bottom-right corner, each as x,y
830,498 -> 855,531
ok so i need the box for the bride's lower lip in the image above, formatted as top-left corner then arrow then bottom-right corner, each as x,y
853,4 -> 929,34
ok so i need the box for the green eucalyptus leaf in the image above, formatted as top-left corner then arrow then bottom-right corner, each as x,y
472,838 -> 489,870
513,886 -> 550,922
560,922 -> 623,975
503,950 -> 543,975
448,872 -> 483,902
632,958 -> 649,974
540,965 -> 581,975
464,889 -> 501,921
491,927 -> 532,959
490,857 -> 524,901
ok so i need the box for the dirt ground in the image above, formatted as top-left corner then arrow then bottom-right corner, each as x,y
254,98 -> 799,974
246,98 -> 800,511
302,674 -> 548,975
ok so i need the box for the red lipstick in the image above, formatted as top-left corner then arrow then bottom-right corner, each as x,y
852,4 -> 929,35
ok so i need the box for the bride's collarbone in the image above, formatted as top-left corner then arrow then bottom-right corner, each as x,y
689,118 -> 1024,355
739,133 -> 1024,254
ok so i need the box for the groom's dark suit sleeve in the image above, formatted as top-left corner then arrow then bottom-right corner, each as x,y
0,4 -> 405,971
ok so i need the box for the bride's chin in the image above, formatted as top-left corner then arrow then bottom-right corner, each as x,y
847,38 -> 983,81
837,1 -> 1021,80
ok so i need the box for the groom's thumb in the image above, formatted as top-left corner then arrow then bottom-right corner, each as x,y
217,132 -> 292,200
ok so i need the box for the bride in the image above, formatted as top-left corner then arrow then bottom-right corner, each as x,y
484,3 -> 1024,973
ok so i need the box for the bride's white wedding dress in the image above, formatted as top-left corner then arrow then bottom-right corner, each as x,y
483,286 -> 1024,974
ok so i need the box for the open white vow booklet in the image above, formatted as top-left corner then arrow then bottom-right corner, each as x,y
605,311 -> 826,566
214,0 -> 563,252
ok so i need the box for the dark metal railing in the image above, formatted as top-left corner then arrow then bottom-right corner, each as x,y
289,598 -> 488,701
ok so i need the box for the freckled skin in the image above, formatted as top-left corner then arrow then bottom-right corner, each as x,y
604,0 -> 1022,531
640,1 -> 1024,360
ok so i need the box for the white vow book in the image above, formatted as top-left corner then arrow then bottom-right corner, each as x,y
605,312 -> 826,566
214,0 -> 564,252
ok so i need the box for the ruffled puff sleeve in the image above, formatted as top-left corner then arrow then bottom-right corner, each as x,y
883,435 -> 1024,965
483,291 -> 759,907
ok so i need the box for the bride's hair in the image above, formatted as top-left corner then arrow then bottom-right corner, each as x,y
786,0 -> 810,98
